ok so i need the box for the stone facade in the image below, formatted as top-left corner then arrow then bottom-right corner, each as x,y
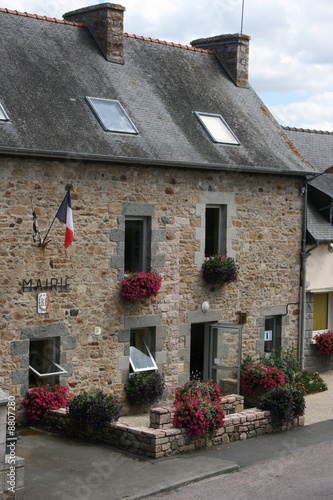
0,155 -> 303,417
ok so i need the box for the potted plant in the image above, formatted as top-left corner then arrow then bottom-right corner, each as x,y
202,255 -> 239,284
173,380 -> 225,438
120,271 -> 162,303
313,330 -> 333,355
21,384 -> 70,423
240,363 -> 285,407
68,390 -> 122,430
257,385 -> 305,426
125,371 -> 165,410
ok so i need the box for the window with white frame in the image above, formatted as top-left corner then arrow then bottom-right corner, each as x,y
194,112 -> 240,144
125,217 -> 151,272
29,338 -> 67,387
129,328 -> 157,373
86,97 -> 138,134
312,292 -> 333,335
205,205 -> 227,257
0,103 -> 9,121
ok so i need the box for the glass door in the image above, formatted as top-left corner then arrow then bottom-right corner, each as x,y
209,323 -> 242,394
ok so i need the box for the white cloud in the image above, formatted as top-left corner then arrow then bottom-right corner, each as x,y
270,93 -> 333,131
2,0 -> 333,130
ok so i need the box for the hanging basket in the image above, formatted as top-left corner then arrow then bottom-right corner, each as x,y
202,255 -> 239,285
120,271 -> 162,303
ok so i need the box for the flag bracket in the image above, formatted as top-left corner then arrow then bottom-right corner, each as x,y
31,185 -> 74,249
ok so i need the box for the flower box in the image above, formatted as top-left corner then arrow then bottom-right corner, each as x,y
120,271 -> 162,303
313,330 -> 333,355
202,255 -> 239,285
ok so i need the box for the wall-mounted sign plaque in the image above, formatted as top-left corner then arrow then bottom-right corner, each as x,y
38,293 -> 50,314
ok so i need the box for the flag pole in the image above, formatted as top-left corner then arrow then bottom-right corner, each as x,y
42,186 -> 72,244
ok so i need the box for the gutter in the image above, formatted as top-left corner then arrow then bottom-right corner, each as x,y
0,146 -> 315,177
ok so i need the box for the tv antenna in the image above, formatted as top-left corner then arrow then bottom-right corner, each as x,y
240,0 -> 245,36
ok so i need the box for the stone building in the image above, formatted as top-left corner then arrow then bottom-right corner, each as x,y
284,127 -> 333,372
0,3 -> 316,415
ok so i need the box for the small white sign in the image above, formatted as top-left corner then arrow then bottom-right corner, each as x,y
38,293 -> 50,314
264,330 -> 272,342
214,358 -> 219,365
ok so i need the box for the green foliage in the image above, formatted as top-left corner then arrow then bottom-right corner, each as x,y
258,384 -> 305,426
295,370 -> 328,394
259,348 -> 327,394
260,347 -> 300,383
68,391 -> 122,429
125,371 -> 165,406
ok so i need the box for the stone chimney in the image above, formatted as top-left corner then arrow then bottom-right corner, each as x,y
63,3 -> 125,64
191,34 -> 250,88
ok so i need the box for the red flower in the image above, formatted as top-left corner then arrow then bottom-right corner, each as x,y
120,271 -> 162,303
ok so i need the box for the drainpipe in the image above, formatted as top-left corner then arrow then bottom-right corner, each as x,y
299,180 -> 309,370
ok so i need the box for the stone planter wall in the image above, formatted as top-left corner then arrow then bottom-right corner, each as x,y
43,395 -> 304,459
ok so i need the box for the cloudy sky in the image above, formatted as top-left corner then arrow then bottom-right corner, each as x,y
3,0 -> 333,131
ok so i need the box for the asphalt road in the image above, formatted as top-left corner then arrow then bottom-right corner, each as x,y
147,439 -> 333,500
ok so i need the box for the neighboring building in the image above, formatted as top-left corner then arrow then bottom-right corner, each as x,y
284,127 -> 333,372
0,3 -> 316,415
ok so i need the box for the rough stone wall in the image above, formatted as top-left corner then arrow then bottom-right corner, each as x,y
0,156 -> 303,415
45,403 -> 304,460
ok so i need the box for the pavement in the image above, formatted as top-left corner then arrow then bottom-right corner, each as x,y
15,371 -> 333,500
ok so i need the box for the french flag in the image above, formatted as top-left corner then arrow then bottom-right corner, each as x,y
56,190 -> 74,248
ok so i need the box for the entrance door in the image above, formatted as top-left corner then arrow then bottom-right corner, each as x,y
209,323 -> 242,394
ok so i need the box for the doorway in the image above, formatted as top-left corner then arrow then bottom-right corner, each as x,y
190,322 -> 242,394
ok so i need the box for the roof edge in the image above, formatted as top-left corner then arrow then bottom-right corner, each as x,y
0,147 -> 314,176
283,126 -> 333,136
0,8 -> 213,54
0,7 -> 85,26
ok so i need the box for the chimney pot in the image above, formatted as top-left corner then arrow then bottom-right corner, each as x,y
63,3 -> 125,64
191,33 -> 250,88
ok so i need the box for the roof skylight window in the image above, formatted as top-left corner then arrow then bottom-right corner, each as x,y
0,103 -> 9,121
86,97 -> 138,134
194,112 -> 239,145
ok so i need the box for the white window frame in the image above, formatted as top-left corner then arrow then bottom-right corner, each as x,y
86,97 -> 138,134
0,103 -> 9,121
194,111 -> 240,144
129,330 -> 157,373
29,338 -> 67,382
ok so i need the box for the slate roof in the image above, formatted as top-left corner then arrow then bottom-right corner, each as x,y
283,127 -> 333,242
0,9 -> 314,174
283,127 -> 333,173
307,202 -> 333,243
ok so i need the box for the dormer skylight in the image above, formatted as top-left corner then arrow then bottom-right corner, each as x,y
0,103 -> 9,121
194,112 -> 239,145
86,97 -> 138,134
